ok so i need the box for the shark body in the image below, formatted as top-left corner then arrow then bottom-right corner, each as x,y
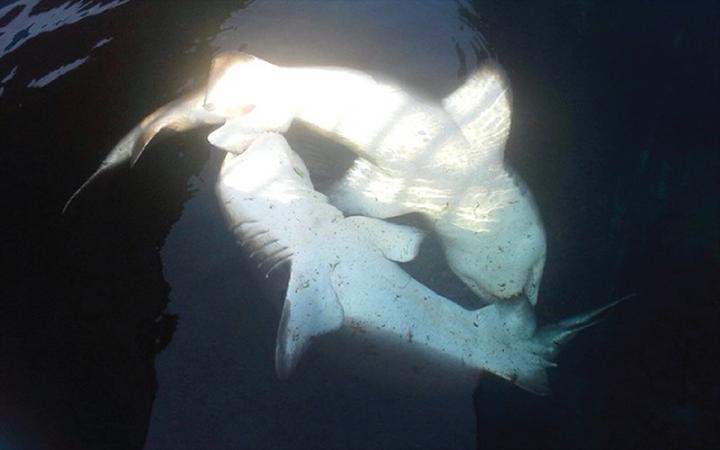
62,54 -> 620,394
214,131 -> 606,394
203,53 -> 546,304
67,53 -> 546,305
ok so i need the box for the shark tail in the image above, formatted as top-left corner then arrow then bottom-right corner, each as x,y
62,125 -> 146,214
485,295 -> 630,395
62,89 -> 223,214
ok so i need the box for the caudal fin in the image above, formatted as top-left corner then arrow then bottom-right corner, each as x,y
62,125 -> 146,214
534,296 -> 630,355
486,295 -> 630,395
62,88 -> 223,214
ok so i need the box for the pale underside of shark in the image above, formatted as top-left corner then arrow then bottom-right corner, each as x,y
62,53 -> 619,393
66,52 -> 546,306
203,52 -> 546,305
212,130 -> 613,394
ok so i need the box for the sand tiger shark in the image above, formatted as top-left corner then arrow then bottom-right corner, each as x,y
65,52 -> 545,306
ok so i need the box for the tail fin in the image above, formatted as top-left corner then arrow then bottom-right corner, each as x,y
62,88 -> 223,214
491,295 -> 631,395
62,124 -> 146,214
533,296 -> 629,356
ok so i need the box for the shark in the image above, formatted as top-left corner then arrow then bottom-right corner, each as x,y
202,52 -> 546,305
65,52 -> 545,306
60,70 -> 620,394
211,130 -> 614,394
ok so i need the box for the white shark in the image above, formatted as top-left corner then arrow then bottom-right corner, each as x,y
201,52 -> 545,305
212,130 -> 613,394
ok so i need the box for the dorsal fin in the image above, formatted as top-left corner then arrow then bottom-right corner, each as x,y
442,62 -> 512,165
209,51 -> 257,73
207,51 -> 259,97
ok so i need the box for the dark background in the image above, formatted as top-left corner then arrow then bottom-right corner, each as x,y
0,1 -> 718,449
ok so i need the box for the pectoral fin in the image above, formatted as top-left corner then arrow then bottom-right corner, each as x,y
344,216 -> 425,262
275,265 -> 344,378
207,119 -> 267,154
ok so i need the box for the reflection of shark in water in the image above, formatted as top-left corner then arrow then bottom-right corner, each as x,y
214,130 -> 612,394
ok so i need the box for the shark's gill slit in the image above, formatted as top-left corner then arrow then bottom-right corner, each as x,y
263,253 -> 294,278
230,219 -> 257,234
258,246 -> 292,268
241,229 -> 269,246
248,238 -> 280,259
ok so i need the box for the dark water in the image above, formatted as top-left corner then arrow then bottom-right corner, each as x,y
1,1 -> 718,449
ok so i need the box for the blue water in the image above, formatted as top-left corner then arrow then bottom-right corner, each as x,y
1,1 -> 718,449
